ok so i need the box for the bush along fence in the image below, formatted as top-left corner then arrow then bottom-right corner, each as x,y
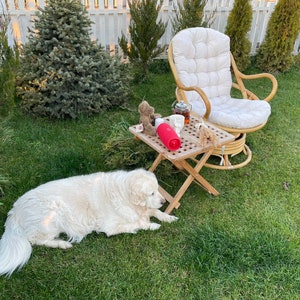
1,0 -> 300,56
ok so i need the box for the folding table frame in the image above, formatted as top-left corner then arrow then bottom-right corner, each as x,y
129,116 -> 235,214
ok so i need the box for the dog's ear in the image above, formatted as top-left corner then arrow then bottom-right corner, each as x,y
129,173 -> 147,206
128,169 -> 154,206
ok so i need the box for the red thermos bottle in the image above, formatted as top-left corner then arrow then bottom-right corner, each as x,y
155,118 -> 181,151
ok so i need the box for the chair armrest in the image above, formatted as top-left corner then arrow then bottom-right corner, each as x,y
231,82 -> 260,100
236,72 -> 278,102
231,53 -> 278,102
176,83 -> 212,119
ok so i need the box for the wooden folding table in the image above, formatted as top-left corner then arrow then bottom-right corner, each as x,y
129,116 -> 235,213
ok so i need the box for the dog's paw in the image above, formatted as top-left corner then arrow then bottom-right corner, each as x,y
166,215 -> 178,223
58,240 -> 73,249
41,239 -> 73,249
160,214 -> 178,223
149,223 -> 161,231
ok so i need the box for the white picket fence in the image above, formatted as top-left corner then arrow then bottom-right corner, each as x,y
1,0 -> 300,55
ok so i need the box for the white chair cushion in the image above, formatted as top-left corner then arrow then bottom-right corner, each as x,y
172,28 -> 232,99
190,95 -> 271,129
171,27 -> 271,129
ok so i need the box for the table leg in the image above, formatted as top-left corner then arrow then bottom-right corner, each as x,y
148,150 -> 219,214
149,153 -> 164,172
164,150 -> 219,214
148,153 -> 181,211
176,152 -> 219,196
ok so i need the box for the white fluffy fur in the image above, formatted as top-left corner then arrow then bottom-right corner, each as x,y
0,169 -> 177,276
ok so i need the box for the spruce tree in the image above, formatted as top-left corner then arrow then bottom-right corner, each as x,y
256,0 -> 300,73
118,0 -> 167,78
16,0 -> 129,119
225,0 -> 252,71
172,0 -> 211,34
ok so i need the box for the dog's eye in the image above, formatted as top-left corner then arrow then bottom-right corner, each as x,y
151,192 -> 155,196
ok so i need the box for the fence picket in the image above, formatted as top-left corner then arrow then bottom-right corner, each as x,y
1,0 -> 300,55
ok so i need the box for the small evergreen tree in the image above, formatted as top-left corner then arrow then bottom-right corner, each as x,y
172,0 -> 212,34
256,0 -> 300,73
16,0 -> 130,119
225,0 -> 252,71
0,11 -> 19,117
118,0 -> 167,78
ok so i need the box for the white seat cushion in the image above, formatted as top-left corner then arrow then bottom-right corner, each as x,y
190,95 -> 271,129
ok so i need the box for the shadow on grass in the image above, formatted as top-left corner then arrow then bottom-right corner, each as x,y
177,222 -> 300,297
182,223 -> 298,276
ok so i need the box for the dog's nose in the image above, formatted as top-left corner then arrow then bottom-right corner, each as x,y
161,198 -> 166,205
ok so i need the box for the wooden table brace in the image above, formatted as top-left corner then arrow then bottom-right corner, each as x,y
148,150 -> 219,214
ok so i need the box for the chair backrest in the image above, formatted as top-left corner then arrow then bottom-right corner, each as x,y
170,27 -> 232,100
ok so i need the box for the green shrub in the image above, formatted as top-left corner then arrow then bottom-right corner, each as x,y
0,121 -> 12,200
256,0 -> 300,73
225,0 -> 252,71
16,0 -> 130,119
119,0 -> 167,80
172,0 -> 213,34
148,59 -> 170,74
0,12 -> 19,117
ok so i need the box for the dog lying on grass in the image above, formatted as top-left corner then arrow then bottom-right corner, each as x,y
0,169 -> 177,276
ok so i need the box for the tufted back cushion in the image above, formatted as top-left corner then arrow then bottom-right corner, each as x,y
171,27 -> 232,100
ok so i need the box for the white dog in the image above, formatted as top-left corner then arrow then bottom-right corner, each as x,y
0,169 -> 177,276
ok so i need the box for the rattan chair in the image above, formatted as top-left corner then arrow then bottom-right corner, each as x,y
168,27 -> 278,170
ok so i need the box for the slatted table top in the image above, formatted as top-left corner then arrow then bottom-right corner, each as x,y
129,116 -> 235,161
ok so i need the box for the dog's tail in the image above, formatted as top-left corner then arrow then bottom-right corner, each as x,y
0,215 -> 32,277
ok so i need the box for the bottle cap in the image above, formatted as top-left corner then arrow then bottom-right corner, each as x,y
175,101 -> 188,112
169,139 -> 181,150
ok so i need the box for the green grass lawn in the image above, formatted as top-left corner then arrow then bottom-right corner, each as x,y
0,66 -> 299,299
